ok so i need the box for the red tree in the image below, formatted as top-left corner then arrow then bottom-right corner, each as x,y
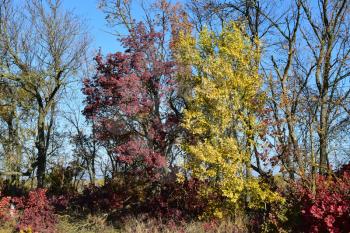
83,23 -> 180,179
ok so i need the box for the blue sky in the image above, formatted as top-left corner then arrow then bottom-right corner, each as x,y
62,0 -> 187,54
62,0 -> 121,54
56,0 -> 119,145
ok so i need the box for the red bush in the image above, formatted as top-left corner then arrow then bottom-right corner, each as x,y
297,172 -> 350,233
0,194 -> 23,227
0,189 -> 57,232
73,183 -> 124,214
49,194 -> 71,211
17,189 -> 57,233
149,177 -> 206,220
68,172 -> 206,222
0,196 -> 12,223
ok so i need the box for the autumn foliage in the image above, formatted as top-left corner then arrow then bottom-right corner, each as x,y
297,170 -> 350,232
83,23 -> 180,181
0,189 -> 57,233
1,0 -> 350,232
174,22 -> 283,218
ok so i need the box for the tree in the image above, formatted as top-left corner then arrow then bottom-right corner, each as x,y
0,0 -> 89,187
174,22 -> 282,218
97,0 -> 191,170
186,0 -> 350,187
263,0 -> 350,186
66,112 -> 100,185
83,23 -> 179,180
298,0 -> 350,174
0,78 -> 34,183
0,0 -> 35,183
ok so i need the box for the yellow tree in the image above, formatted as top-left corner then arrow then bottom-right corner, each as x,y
174,22 -> 282,218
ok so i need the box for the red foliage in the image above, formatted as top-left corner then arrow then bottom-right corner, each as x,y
0,189 -> 57,232
115,139 -> 166,169
72,183 -> 124,214
149,176 -> 206,220
49,194 -> 71,211
0,196 -> 12,223
0,194 -> 25,226
296,171 -> 350,233
82,22 -> 180,179
202,219 -> 219,231
17,189 -> 57,233
66,171 -> 206,222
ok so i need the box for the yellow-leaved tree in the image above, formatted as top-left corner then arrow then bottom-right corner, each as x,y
174,22 -> 283,218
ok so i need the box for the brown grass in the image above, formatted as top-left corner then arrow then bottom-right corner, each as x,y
56,214 -> 248,233
0,213 -> 248,233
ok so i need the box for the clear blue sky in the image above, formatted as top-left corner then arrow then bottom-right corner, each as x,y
62,0 -> 186,54
62,0 -> 121,54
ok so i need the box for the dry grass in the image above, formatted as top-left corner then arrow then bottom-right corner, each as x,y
122,217 -> 248,233
56,214 -> 248,233
57,214 -> 116,233
0,228 -> 12,233
0,214 -> 248,233
0,220 -> 16,233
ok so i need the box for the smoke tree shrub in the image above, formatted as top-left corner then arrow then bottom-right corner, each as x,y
260,163 -> 350,232
0,189 -> 57,232
149,175 -> 206,220
0,194 -> 24,228
65,170 -> 207,222
83,22 -> 180,180
49,194 -> 71,212
71,181 -> 125,215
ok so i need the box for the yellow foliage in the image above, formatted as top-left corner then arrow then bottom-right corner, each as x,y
175,22 -> 283,218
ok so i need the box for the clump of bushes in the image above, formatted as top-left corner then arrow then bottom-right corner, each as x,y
297,168 -> 350,232
0,165 -> 349,232
0,189 -> 57,233
266,164 -> 350,232
67,172 -> 206,221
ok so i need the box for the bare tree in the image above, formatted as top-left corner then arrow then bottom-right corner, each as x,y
0,0 -> 35,183
299,0 -> 350,174
65,112 -> 100,185
0,0 -> 89,187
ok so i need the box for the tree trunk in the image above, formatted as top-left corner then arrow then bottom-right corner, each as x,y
319,95 -> 328,174
36,110 -> 47,188
88,160 -> 96,185
318,36 -> 332,175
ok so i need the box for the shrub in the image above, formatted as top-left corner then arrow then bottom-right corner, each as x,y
49,194 -> 71,212
148,176 -> 206,220
274,166 -> 350,233
47,164 -> 80,195
69,171 -> 206,222
70,180 -> 125,216
0,189 -> 57,232
297,172 -> 350,233
17,189 -> 57,233
0,196 -> 13,224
